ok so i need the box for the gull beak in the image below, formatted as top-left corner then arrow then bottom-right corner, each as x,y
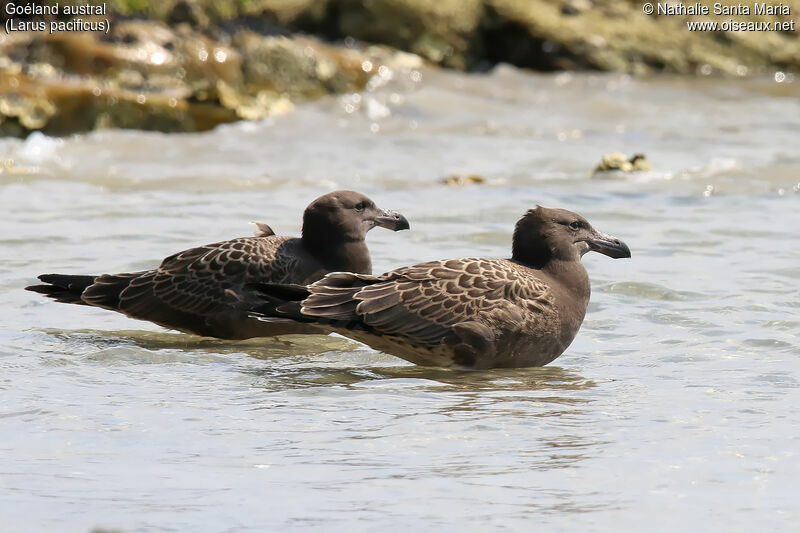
374,209 -> 410,231
585,230 -> 631,259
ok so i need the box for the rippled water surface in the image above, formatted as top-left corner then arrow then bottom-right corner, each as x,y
2,68 -> 799,531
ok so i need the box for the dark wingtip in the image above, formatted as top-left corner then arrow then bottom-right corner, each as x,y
25,283 -> 88,304
25,284 -> 53,294
25,274 -> 97,304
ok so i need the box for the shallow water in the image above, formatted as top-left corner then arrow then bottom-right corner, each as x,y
2,67 -> 799,531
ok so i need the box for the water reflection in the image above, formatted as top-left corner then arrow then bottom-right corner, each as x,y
36,328 -> 596,398
38,328 -> 360,361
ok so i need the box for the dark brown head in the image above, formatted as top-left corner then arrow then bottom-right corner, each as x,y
302,190 -> 409,242
301,191 -> 409,273
512,206 -> 630,268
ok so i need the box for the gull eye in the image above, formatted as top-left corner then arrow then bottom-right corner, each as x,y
569,221 -> 580,230
354,202 -> 366,211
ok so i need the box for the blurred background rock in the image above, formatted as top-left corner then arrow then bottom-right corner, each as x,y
1,0 -> 798,136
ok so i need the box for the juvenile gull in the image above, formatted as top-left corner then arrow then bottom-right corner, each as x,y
249,206 -> 630,369
26,191 -> 409,339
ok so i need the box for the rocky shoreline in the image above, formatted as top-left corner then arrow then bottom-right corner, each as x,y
1,0 -> 798,137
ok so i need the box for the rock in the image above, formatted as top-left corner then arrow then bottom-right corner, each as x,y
333,0 -> 484,70
629,153 -> 653,172
0,16 -> 424,136
592,152 -> 653,175
483,0 -> 800,74
4,0 -> 799,136
440,174 -> 488,186
96,0 -> 800,75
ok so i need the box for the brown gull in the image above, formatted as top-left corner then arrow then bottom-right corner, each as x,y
248,206 -> 630,369
26,190 -> 410,339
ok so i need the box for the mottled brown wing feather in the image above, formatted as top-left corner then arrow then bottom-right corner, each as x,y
303,258 -> 552,346
113,236 -> 300,318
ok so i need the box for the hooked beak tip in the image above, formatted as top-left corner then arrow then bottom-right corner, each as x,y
374,210 -> 410,232
587,233 -> 631,259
